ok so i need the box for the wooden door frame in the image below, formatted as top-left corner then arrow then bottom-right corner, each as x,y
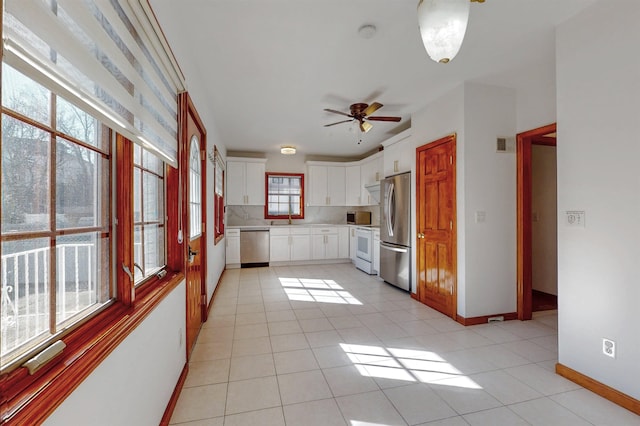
179,92 -> 208,356
516,123 -> 556,320
415,134 -> 457,320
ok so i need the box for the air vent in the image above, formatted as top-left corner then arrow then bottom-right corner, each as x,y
496,137 -> 515,153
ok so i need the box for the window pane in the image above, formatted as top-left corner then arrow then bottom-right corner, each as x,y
55,232 -> 111,326
1,63 -> 51,125
57,97 -> 107,151
133,168 -> 142,223
143,149 -> 163,175
56,137 -> 104,229
1,115 -> 51,233
143,173 -> 162,223
1,238 -> 52,363
265,174 -> 303,218
144,224 -> 165,274
134,225 -> 143,282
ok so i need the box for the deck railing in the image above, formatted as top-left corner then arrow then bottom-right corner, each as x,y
1,243 -> 95,357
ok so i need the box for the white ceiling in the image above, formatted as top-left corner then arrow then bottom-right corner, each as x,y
149,0 -> 595,158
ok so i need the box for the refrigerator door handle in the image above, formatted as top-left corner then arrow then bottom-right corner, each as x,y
380,242 -> 408,253
386,182 -> 395,237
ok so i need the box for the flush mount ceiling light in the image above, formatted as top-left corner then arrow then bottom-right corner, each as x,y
358,24 -> 377,39
417,0 -> 484,64
280,146 -> 296,155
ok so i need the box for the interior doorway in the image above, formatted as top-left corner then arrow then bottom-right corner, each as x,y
516,123 -> 557,320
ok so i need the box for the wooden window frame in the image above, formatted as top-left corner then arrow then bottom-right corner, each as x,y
0,130 -> 185,426
264,172 -> 305,220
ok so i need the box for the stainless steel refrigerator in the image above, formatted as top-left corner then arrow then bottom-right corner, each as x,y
380,172 -> 411,291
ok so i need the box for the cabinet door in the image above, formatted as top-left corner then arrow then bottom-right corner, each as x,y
360,158 -> 380,205
307,165 -> 328,206
349,227 -> 357,261
338,227 -> 350,259
383,138 -> 412,177
345,165 -> 361,206
226,236 -> 240,264
226,161 -> 245,205
290,234 -> 311,261
270,235 -> 290,262
311,234 -> 326,259
325,234 -> 339,259
373,234 -> 380,273
244,161 -> 265,205
327,166 -> 346,206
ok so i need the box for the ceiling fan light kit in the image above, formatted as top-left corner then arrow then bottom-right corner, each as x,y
323,102 -> 401,138
280,146 -> 296,155
418,0 -> 482,64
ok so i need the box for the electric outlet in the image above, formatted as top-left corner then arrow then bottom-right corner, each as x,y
602,338 -> 615,358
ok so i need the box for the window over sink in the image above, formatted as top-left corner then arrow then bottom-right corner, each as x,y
265,173 -> 304,220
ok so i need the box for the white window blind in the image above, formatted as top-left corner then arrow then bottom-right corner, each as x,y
3,0 -> 184,167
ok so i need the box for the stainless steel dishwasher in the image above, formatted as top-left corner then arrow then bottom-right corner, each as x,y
240,228 -> 270,267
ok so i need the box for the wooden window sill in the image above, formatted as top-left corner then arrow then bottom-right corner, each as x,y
0,272 -> 184,425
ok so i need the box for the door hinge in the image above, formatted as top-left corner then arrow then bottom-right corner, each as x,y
201,150 -> 205,161
449,155 -> 453,164
202,222 -> 205,233
450,220 -> 453,230
201,294 -> 207,305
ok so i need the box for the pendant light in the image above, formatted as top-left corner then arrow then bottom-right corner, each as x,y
417,0 -> 476,64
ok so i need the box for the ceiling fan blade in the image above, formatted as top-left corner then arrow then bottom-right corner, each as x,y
324,119 -> 353,127
363,102 -> 383,117
360,121 -> 373,133
324,108 -> 352,118
367,116 -> 401,122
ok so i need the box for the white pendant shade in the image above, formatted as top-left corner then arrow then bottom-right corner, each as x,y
417,0 -> 470,63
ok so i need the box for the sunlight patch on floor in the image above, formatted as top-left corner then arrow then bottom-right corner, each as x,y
341,343 -> 482,389
279,277 -> 362,305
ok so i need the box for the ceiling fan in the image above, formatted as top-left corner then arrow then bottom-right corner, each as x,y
324,102 -> 401,133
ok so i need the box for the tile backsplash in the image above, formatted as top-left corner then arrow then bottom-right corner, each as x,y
227,205 -> 379,227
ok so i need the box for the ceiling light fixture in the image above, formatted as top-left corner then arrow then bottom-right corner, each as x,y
417,0 -> 483,64
280,146 -> 296,155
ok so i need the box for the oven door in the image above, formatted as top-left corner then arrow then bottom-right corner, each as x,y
356,228 -> 372,262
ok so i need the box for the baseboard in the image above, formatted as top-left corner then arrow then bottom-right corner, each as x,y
206,269 -> 227,316
160,363 -> 189,426
456,312 -> 518,326
556,363 -> 640,415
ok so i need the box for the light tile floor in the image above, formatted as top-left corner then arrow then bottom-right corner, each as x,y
170,264 -> 639,425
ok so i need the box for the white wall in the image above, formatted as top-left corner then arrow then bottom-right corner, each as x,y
45,283 -> 186,425
515,60 -> 557,133
531,145 -> 557,295
556,0 -> 640,400
411,84 -> 466,307
462,83 -> 517,318
411,82 -> 517,318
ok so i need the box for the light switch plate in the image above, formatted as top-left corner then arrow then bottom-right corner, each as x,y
475,211 -> 486,223
565,211 -> 585,227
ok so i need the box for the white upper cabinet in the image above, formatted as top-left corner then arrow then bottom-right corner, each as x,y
226,157 -> 267,205
345,165 -> 361,206
307,164 -> 346,206
359,154 -> 382,206
382,129 -> 412,178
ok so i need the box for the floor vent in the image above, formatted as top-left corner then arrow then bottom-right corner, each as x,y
488,316 -> 505,323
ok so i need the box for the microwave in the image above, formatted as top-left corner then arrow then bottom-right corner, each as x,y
347,211 -> 371,225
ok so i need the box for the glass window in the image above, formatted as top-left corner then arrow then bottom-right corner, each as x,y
265,173 -> 304,220
132,144 -> 166,284
189,136 -> 201,239
1,64 -> 112,370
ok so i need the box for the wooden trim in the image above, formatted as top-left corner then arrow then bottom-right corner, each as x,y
556,363 -> 640,415
516,123 -> 556,321
456,312 -> 518,326
264,172 -> 305,220
1,273 -> 184,425
206,269 -> 227,316
410,292 -> 419,301
159,363 -> 189,426
116,135 -> 135,306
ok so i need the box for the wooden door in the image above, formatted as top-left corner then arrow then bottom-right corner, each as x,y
184,97 -> 206,358
416,135 -> 457,319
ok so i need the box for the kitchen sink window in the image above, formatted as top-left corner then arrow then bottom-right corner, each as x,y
265,173 -> 304,220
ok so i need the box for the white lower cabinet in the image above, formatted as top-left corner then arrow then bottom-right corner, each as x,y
338,227 -> 350,259
349,226 -> 357,262
226,228 -> 241,265
373,229 -> 380,275
269,227 -> 310,262
311,227 -> 339,260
